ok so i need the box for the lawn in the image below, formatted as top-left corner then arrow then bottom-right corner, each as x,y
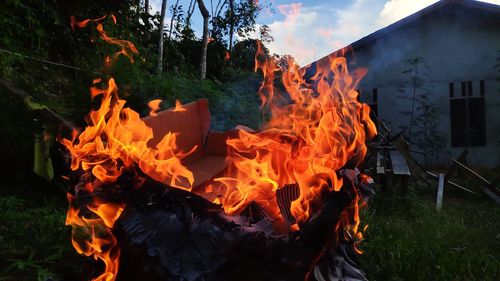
0,179 -> 498,281
360,183 -> 500,281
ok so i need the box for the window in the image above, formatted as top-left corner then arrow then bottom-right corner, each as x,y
360,88 -> 378,124
449,81 -> 486,147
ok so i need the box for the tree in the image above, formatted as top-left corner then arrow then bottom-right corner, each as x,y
228,0 -> 235,54
231,39 -> 268,71
186,0 -> 197,25
197,0 -> 209,80
167,0 -> 182,40
135,0 -> 142,21
145,0 -> 150,15
156,0 -> 168,74
259,24 -> 274,45
397,57 -> 446,164
211,0 -> 260,54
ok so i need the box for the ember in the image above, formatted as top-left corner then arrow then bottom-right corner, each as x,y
62,14 -> 376,281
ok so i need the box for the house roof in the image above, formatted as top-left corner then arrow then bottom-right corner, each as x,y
309,0 -> 500,65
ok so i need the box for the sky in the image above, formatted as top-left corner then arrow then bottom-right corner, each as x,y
150,0 -> 500,66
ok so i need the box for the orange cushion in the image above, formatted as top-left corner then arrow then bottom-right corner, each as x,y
142,99 -> 210,164
185,155 -> 228,188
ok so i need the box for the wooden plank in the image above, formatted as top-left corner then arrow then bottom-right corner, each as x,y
389,134 -> 427,181
483,188 -> 500,205
425,171 -> 478,195
436,173 -> 445,211
490,174 -> 500,189
376,150 -> 385,174
452,159 -> 500,204
389,150 -> 411,176
0,78 -> 75,130
452,159 -> 491,185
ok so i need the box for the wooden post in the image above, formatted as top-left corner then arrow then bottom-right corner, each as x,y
436,173 -> 445,211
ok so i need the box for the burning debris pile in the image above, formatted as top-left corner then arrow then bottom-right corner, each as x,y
62,15 -> 377,281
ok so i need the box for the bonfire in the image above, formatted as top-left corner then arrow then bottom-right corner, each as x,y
62,15 -> 376,281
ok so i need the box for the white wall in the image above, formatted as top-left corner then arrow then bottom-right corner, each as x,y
346,3 -> 500,167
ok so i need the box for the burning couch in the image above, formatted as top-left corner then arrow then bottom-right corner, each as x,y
142,99 -> 237,190
63,16 -> 377,281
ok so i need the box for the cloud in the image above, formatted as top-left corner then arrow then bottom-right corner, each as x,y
263,0 -> 383,66
261,0 -> 500,66
379,0 -> 500,26
378,0 -> 437,26
149,0 -> 162,15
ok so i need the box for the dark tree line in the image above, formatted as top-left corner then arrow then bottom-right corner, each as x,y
0,0 -> 274,119
147,0 -> 268,78
0,0 -> 274,187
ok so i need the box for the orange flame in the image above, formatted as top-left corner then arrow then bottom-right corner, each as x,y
62,77 -> 194,188
148,99 -> 162,117
71,15 -> 138,65
172,100 -> 187,112
212,41 -> 376,231
66,194 -> 123,281
63,16 -> 194,281
65,13 -> 375,279
63,76 -> 194,281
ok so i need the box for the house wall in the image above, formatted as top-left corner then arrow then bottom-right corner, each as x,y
345,3 -> 500,167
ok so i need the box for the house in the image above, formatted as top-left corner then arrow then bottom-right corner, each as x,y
307,0 -> 500,167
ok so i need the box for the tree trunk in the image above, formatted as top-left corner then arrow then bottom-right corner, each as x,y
228,0 -> 235,55
215,0 -> 227,18
168,0 -> 181,40
143,0 -> 151,42
197,0 -> 209,80
186,0 -> 197,25
144,0 -> 149,15
136,0 -> 141,21
156,0 -> 168,74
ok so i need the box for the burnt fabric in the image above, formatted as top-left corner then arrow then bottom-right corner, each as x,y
114,174 -> 369,281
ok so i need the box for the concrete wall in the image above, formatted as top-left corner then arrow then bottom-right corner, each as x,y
345,3 -> 500,167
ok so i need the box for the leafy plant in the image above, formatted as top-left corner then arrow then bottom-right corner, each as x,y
397,57 -> 446,164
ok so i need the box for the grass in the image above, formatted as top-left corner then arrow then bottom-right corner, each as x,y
0,178 -> 498,281
0,185 -> 81,281
360,184 -> 500,281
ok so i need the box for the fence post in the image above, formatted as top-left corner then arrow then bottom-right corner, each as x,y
436,173 -> 445,211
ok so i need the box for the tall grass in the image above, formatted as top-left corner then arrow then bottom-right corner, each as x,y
360,188 -> 500,281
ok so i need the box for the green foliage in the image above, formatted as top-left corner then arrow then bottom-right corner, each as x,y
0,0 -> 263,279
128,69 -> 262,130
231,39 -> 262,72
0,192 -> 79,281
211,0 -> 261,44
361,189 -> 500,281
0,0 -> 265,122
